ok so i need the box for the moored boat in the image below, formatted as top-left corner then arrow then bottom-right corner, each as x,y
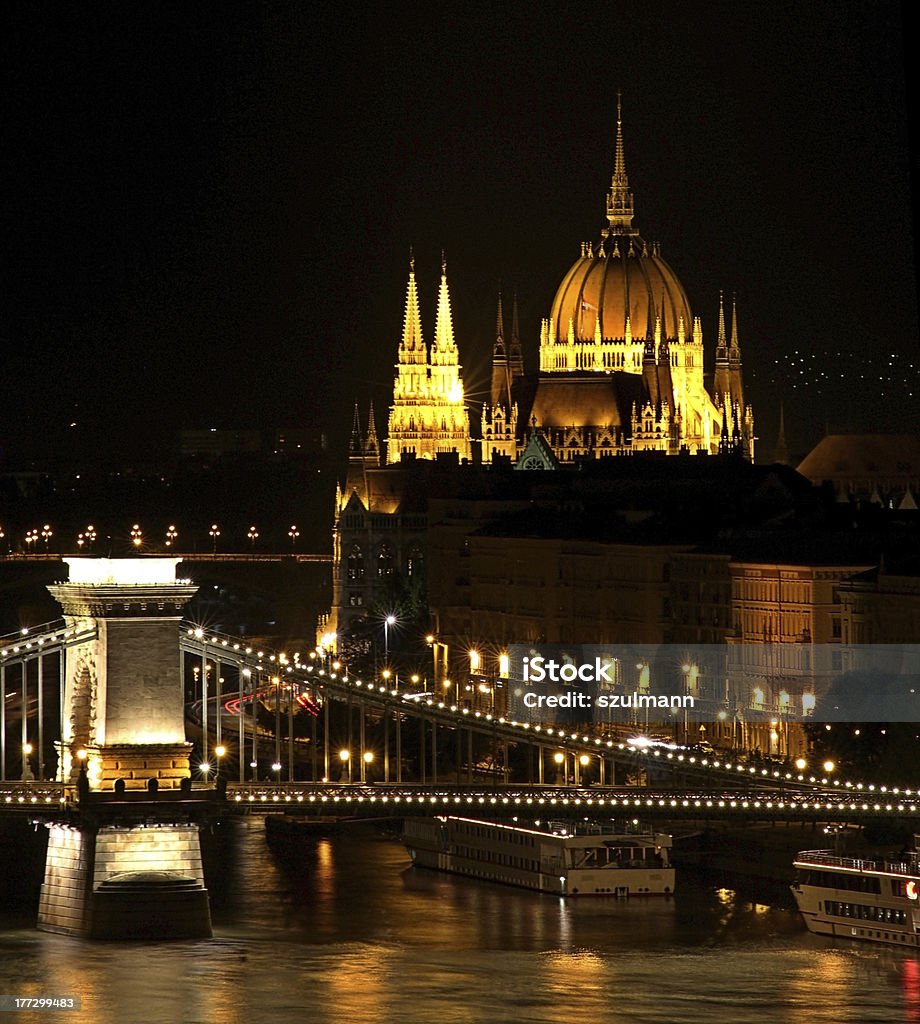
403,815 -> 674,896
791,841 -> 920,946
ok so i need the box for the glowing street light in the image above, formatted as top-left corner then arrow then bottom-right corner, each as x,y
823,760 -> 836,775
214,744 -> 226,780
165,524 -> 178,548
384,614 -> 397,664
247,526 -> 259,550
22,742 -> 34,781
130,524 -> 142,548
339,748 -> 351,783
288,525 -> 300,548
41,524 -> 53,551
209,524 -> 221,553
469,649 -> 480,674
25,529 -> 38,553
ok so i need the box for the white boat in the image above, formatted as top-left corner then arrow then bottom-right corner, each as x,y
791,843 -> 920,946
402,816 -> 675,896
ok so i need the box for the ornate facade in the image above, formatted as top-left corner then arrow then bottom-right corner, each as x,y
478,96 -> 754,463
386,255 -> 472,464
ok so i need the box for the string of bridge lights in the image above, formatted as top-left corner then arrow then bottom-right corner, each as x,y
182,626 -> 914,801
1,621 -> 917,814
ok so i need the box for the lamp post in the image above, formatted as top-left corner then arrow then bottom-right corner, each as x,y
25,529 -> 38,553
339,748 -> 351,783
384,614 -> 396,665
553,751 -> 566,786
362,750 -> 374,783
214,744 -> 226,781
288,525 -> 299,549
130,524 -> 142,549
209,524 -> 221,553
165,524 -> 178,548
41,524 -> 52,551
247,526 -> 258,550
85,525 -> 96,551
22,742 -> 34,781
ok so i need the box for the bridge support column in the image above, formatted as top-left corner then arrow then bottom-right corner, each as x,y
38,559 -> 212,941
38,818 -> 211,939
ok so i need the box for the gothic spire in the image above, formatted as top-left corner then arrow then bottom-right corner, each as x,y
605,91 -> 636,235
433,251 -> 457,355
494,288 -> 506,356
349,404 -> 363,458
730,292 -> 740,354
400,250 -> 424,356
716,290 -> 727,356
509,289 -> 524,379
365,401 -> 380,463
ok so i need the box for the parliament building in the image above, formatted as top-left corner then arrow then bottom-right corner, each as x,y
323,102 -> 757,643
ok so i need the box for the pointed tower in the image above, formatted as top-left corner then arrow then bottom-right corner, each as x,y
606,91 -> 637,236
728,293 -> 745,409
490,289 -> 511,408
387,253 -> 471,463
343,404 -> 370,509
365,400 -> 381,465
509,290 -> 525,382
713,291 -> 731,399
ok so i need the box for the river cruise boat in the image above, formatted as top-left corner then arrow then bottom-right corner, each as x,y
792,844 -> 920,946
402,816 -> 674,896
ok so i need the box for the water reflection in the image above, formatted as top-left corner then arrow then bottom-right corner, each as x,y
0,817 -> 914,1023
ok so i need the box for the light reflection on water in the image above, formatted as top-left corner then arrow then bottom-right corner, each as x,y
0,817 -> 916,1024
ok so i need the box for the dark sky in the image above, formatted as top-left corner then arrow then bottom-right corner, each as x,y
2,1 -> 916,464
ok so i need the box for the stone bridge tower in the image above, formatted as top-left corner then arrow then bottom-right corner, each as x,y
48,557 -> 198,790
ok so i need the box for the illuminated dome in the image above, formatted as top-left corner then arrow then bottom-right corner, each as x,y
549,240 -> 692,342
548,98 -> 691,343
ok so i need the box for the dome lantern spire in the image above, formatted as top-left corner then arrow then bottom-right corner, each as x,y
606,91 -> 637,235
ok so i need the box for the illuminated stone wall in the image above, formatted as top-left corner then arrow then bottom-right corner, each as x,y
92,825 -> 204,888
38,825 -> 91,934
101,619 -> 185,745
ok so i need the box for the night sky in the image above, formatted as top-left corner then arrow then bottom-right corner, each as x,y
2,1 -> 916,465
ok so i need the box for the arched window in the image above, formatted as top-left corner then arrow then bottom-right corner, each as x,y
347,545 -> 364,581
407,544 -> 424,578
377,543 -> 394,577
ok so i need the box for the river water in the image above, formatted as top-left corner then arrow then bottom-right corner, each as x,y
0,817 -> 917,1024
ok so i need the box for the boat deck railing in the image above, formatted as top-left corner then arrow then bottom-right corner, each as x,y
795,849 -> 919,875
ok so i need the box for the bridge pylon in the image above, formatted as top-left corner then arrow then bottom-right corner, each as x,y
38,559 -> 212,939
47,557 -> 199,791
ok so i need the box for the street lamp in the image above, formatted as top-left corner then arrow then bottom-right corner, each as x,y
25,529 -> 38,553
209,524 -> 221,553
85,525 -> 96,550
214,744 -> 226,780
247,526 -> 259,550
130,523 -> 142,548
384,614 -> 396,664
339,748 -> 351,783
165,524 -> 178,548
553,751 -> 566,786
288,525 -> 299,548
41,524 -> 52,551
362,750 -> 374,783
22,742 -> 34,781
